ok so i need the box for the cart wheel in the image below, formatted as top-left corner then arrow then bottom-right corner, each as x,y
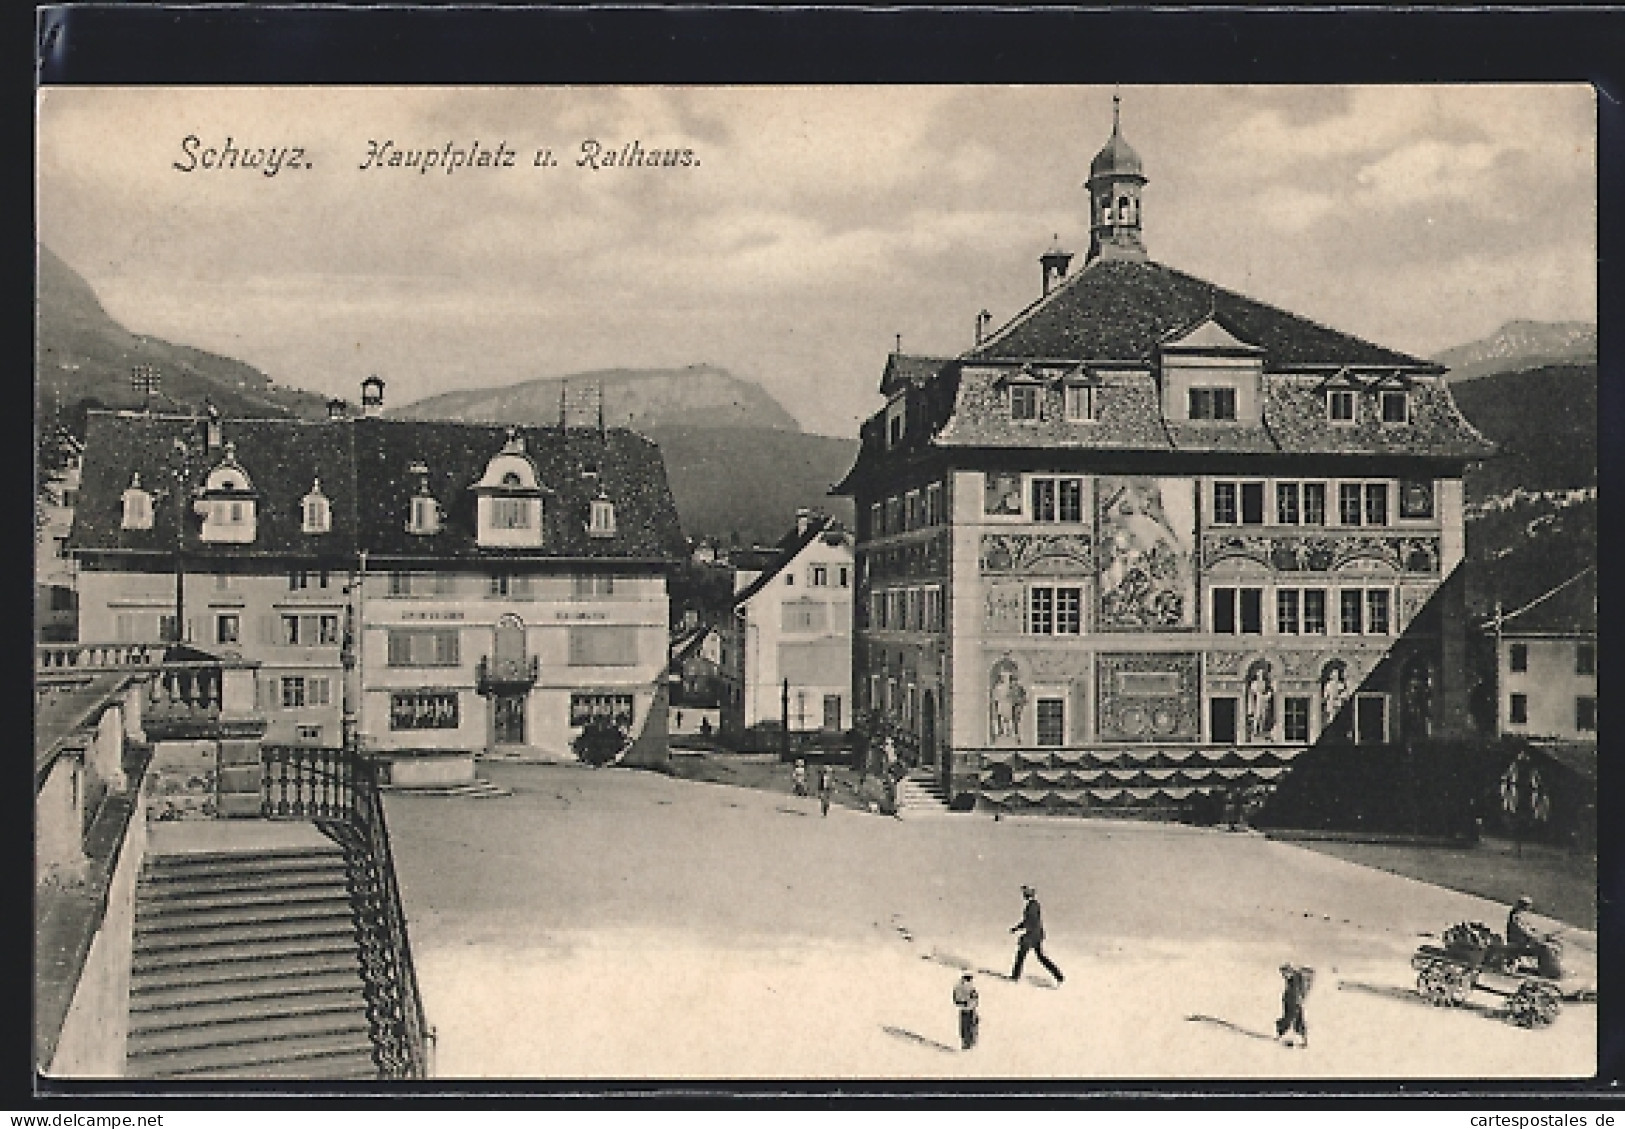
1445,966 -> 1474,1007
1416,961 -> 1453,1005
1507,982 -> 1562,1028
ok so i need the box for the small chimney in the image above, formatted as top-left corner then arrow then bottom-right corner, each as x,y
203,400 -> 223,451
1040,234 -> 1073,297
796,507 -> 813,536
361,375 -> 386,418
326,398 -> 349,421
975,310 -> 993,346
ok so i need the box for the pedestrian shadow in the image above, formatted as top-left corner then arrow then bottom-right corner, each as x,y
774,806 -> 811,817
1338,979 -> 1503,1019
1185,1014 -> 1277,1042
881,1025 -> 958,1054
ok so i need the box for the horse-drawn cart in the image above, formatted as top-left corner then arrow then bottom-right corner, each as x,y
1411,922 -> 1570,1028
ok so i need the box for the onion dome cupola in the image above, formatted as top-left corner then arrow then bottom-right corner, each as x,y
1086,94 -> 1148,264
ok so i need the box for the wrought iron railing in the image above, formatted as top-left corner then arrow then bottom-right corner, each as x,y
261,745 -> 432,1078
475,654 -> 540,693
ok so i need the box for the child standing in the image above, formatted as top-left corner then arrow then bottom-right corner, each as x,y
952,973 -> 980,1050
792,759 -> 809,797
1275,964 -> 1313,1048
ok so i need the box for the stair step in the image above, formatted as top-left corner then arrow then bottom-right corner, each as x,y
160,1049 -> 380,1081
129,994 -> 369,1052
136,880 -> 352,916
137,897 -> 355,935
132,968 -> 365,1014
133,913 -> 356,954
133,932 -> 359,975
144,846 -> 346,870
141,859 -> 348,889
127,1029 -> 377,1079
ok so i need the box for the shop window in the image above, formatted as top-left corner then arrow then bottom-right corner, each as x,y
390,691 -> 459,730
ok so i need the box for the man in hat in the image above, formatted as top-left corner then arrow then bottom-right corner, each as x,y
952,973 -> 980,1050
1275,963 -> 1313,1048
1010,885 -> 1064,985
1506,895 -> 1563,976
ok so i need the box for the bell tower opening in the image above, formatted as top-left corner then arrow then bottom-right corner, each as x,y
1086,94 -> 1148,264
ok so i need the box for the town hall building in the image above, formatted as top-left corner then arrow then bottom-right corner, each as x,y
834,102 -> 1495,813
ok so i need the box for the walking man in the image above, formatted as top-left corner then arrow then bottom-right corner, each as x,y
1275,963 -> 1313,1048
818,764 -> 833,817
952,973 -> 980,1050
792,758 -> 809,797
1010,885 -> 1064,985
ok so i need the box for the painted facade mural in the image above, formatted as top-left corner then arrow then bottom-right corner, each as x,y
984,583 -> 1026,634
1201,532 -> 1441,575
1242,658 -> 1276,743
988,656 -> 1028,744
979,533 -> 1093,576
1319,658 -> 1353,735
1096,652 -> 1200,742
984,472 -> 1024,516
1096,477 -> 1197,631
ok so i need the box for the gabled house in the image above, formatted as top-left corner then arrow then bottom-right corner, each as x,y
68,394 -> 688,782
721,510 -> 855,735
1490,567 -> 1597,743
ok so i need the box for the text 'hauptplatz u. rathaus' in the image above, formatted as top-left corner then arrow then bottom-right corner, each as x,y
833,102 -> 1495,815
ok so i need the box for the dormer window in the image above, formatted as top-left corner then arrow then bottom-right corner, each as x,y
1010,384 -> 1039,421
1380,390 -> 1410,425
473,431 -> 546,548
1064,383 -> 1098,422
1188,387 -> 1237,421
405,461 -> 441,536
197,443 -> 258,543
120,474 -> 154,531
1327,389 -> 1357,424
301,479 -> 331,534
588,494 -> 617,538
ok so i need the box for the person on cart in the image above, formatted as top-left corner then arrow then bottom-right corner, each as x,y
1506,895 -> 1564,978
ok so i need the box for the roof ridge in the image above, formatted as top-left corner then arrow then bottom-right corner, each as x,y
1155,261 -> 1440,372
1498,565 -> 1597,624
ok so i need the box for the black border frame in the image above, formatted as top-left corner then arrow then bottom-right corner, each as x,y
26,2 -> 1625,1110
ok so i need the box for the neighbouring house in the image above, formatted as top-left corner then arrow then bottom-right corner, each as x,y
1490,567 -> 1597,743
833,100 -> 1493,814
35,428 -> 83,642
721,510 -> 855,737
68,389 -> 687,784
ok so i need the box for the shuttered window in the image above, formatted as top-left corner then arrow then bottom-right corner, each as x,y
386,628 -> 461,667
567,626 -> 639,666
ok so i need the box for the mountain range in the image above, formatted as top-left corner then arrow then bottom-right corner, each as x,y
34,245 -> 1595,579
1431,319 -> 1596,383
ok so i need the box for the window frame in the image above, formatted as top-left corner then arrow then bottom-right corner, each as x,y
1509,643 -> 1528,673
1577,696 -> 1597,732
1035,696 -> 1067,748
1283,696 -> 1312,743
1379,390 -> 1410,425
1327,389 -> 1357,424
1064,383 -> 1098,423
1577,642 -> 1596,677
1009,383 -> 1040,422
1509,693 -> 1529,725
1189,386 -> 1239,422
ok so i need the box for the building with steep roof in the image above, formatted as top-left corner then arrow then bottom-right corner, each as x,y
68,397 -> 687,780
721,510 -> 854,736
834,104 -> 1494,814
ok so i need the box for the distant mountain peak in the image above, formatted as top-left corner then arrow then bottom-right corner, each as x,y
1433,319 -> 1596,383
392,365 -> 803,433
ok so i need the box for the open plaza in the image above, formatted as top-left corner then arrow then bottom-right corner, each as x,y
385,761 -> 1595,1080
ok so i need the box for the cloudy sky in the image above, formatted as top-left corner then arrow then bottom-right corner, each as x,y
37,84 -> 1595,436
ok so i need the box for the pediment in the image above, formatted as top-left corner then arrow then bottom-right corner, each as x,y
1159,315 -> 1265,355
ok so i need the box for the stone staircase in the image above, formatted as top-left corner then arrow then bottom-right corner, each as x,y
895,770 -> 957,818
126,844 -> 378,1080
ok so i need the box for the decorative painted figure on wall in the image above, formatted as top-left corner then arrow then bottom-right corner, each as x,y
1320,659 -> 1351,738
1243,659 -> 1276,744
990,657 -> 1027,744
1097,477 -> 1196,630
984,472 -> 1023,516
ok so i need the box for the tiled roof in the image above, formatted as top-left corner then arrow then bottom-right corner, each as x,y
879,354 -> 953,396
68,412 -> 686,563
970,257 -> 1441,371
1265,376 -> 1495,458
935,369 -> 1168,450
1497,568 -> 1596,637
70,413 -> 359,559
353,419 -> 686,560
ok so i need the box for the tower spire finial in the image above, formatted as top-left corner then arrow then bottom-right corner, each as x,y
1113,89 -> 1121,132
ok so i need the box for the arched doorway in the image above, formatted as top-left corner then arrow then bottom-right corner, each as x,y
492,614 -> 527,746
